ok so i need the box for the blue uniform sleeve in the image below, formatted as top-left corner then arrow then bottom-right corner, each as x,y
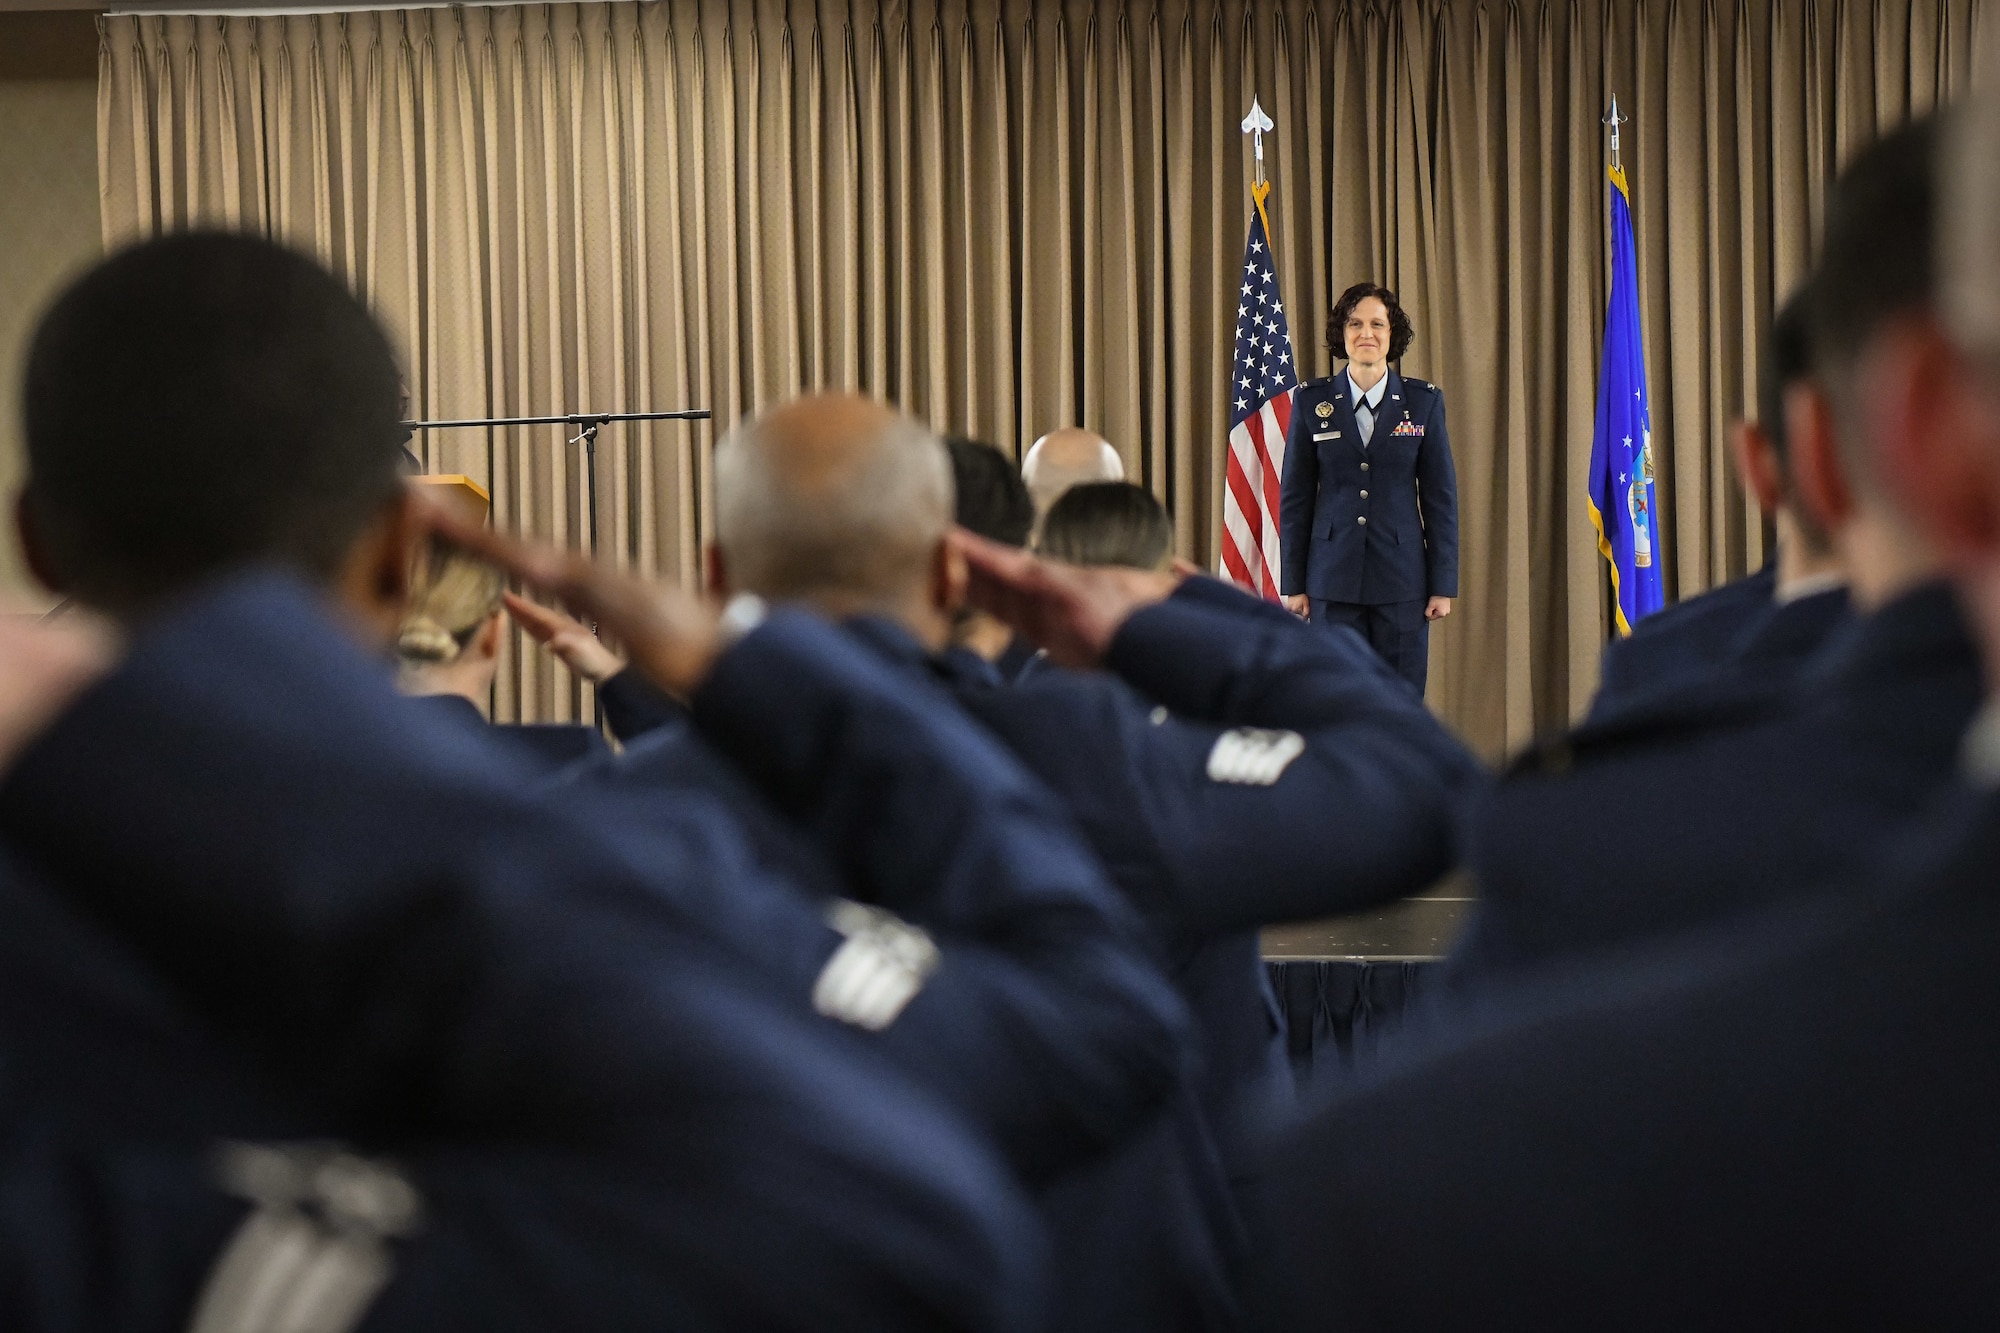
0,576 -> 1044,1331
1172,573 -> 1300,625
596,667 -> 686,742
1415,388 -> 1460,599
688,613 -> 1191,1175
1098,586 -> 1486,932
1588,633 -> 1652,722
1277,389 -> 1319,596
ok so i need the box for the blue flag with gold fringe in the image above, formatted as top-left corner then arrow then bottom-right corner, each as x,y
1588,163 -> 1664,634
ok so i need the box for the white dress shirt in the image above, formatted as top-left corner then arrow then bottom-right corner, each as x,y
1348,368 -> 1388,446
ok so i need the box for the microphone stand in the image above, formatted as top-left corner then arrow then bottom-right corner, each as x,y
401,408 -> 712,728
401,409 -> 712,556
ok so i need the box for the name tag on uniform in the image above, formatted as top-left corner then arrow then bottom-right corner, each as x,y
1312,430 -> 1339,441
1391,420 -> 1425,438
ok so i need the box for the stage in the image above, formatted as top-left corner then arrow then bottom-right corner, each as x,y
1261,887 -> 1469,1082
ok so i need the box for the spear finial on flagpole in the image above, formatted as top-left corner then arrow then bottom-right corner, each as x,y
1604,95 -> 1627,172
1242,97 -> 1275,188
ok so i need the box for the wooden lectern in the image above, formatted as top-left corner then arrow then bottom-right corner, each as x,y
411,474 -> 491,527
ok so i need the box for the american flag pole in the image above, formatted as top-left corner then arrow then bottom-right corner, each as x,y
1219,97 -> 1299,600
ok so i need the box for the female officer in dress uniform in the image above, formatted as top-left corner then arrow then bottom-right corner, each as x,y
1278,282 -> 1459,694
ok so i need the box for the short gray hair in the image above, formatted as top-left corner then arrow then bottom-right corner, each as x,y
714,409 -> 953,604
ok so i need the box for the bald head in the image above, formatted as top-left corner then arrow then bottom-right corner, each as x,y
1022,428 -> 1124,516
713,394 -> 953,617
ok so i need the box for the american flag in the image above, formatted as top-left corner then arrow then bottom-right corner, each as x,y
1220,180 -> 1298,600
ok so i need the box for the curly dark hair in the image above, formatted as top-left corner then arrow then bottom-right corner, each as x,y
1326,282 -> 1415,363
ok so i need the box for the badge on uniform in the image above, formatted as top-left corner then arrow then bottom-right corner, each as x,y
1391,419 -> 1425,438
196,1141 -> 423,1333
1316,401 -> 1334,419
1206,728 -> 1307,786
813,900 -> 940,1031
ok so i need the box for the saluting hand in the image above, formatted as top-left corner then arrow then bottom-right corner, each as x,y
503,592 -> 628,682
430,511 -> 726,699
954,529 -> 1180,669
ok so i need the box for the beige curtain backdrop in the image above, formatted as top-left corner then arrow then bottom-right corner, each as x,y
99,0 -> 1990,753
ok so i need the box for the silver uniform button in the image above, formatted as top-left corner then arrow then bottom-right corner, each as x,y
1360,490 -> 1369,499
1361,462 -> 1370,472
1357,516 -> 1368,525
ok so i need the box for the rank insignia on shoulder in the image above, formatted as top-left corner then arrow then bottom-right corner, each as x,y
1316,401 -> 1334,419
814,900 -> 941,1031
197,1141 -> 422,1333
1206,728 -> 1307,786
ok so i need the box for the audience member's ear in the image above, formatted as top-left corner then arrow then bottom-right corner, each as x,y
934,537 -> 969,618
472,610 -> 505,664
1872,316 -> 2000,568
1729,418 -> 1785,517
332,488 -> 425,647
706,542 -> 730,597
1784,380 -> 1856,538
14,489 -> 67,596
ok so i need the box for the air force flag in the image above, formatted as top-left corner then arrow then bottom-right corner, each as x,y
1588,163 -> 1665,635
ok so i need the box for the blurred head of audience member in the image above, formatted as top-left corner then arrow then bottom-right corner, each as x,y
1020,427 -> 1123,520
1904,92 -> 2000,680
946,436 -> 1035,662
15,232 -> 417,641
713,394 -> 961,648
1792,115 -> 1947,612
1037,482 -> 1175,573
396,540 -> 505,707
1732,292 -> 1845,596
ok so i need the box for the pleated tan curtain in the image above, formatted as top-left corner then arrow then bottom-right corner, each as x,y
98,0 -> 1991,754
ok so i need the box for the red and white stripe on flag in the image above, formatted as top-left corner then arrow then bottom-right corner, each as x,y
1221,390 -> 1294,599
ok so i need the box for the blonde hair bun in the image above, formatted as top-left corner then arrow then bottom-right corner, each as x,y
397,615 -> 463,664
397,538 -> 506,668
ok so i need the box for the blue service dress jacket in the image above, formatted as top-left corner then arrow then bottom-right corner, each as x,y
925,578 -> 1485,1333
0,574 -> 1049,1333
586,578 -> 1483,1333
0,842 -> 1013,1333
570,614 -> 1190,1187
1450,579 -> 1961,990
1586,563 -> 1780,721
1252,777 -> 2000,1327
1277,370 -> 1459,604
408,690 -> 614,772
